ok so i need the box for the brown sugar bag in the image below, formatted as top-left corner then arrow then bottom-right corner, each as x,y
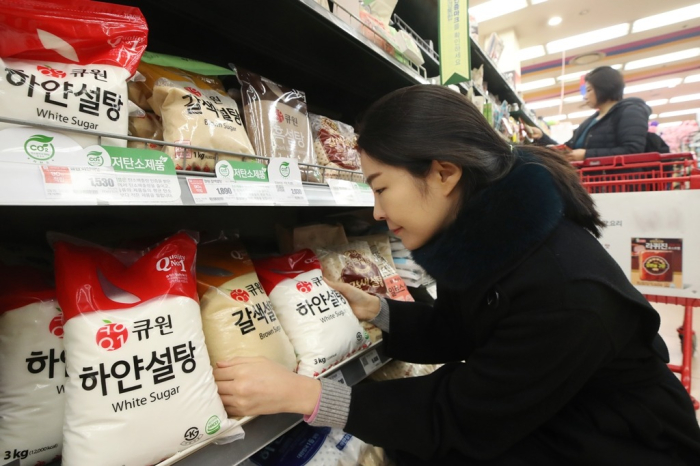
127,112 -> 163,150
236,67 -> 321,182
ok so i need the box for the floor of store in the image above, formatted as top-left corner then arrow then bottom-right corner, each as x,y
655,302 -> 700,423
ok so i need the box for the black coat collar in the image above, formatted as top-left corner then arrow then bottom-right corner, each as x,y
411,156 -> 564,290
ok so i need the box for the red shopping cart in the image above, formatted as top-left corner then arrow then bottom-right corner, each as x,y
574,152 -> 700,409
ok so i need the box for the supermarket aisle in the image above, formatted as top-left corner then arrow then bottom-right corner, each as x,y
654,302 -> 700,423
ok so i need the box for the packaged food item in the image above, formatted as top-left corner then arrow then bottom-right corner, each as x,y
254,250 -> 371,377
369,360 -> 440,382
127,112 -> 164,150
315,242 -> 387,296
53,232 -> 232,466
362,0 -> 399,25
309,114 -> 361,171
196,238 -> 296,371
243,424 -> 388,466
0,0 -> 148,148
277,223 -> 349,255
235,67 -> 321,182
348,235 -> 394,268
0,264 -> 64,466
140,57 -> 254,172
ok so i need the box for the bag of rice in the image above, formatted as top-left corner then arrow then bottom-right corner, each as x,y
196,238 -> 296,371
242,424 -> 385,466
254,250 -> 370,377
235,67 -> 321,182
0,0 -> 147,148
315,242 -> 387,297
0,264 -> 64,466
139,57 -> 255,172
53,232 -> 232,466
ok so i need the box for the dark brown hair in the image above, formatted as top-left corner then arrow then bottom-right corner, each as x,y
357,85 -> 604,237
585,66 -> 625,103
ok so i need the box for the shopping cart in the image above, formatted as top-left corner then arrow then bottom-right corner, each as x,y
574,152 -> 700,409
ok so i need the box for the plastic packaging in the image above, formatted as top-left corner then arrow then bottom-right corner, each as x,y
196,238 -> 296,371
53,232 -> 232,466
254,250 -> 371,377
0,0 -> 148,148
0,264 -> 64,466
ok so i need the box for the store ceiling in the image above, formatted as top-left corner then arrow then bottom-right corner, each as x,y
473,0 -> 700,129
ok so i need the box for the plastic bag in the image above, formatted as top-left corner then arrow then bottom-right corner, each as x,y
236,67 -> 321,182
315,242 -> 387,296
196,238 -> 296,371
0,0 -> 147,148
53,232 -> 232,466
254,250 -> 370,377
309,114 -> 361,170
139,58 -> 255,172
0,264 -> 64,466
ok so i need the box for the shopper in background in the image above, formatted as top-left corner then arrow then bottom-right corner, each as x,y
214,85 -> 700,465
523,66 -> 651,162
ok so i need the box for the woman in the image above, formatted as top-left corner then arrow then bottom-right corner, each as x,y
215,85 -> 700,465
524,66 -> 651,161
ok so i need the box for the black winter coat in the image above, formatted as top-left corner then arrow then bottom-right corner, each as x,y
540,97 -> 651,157
344,157 -> 700,465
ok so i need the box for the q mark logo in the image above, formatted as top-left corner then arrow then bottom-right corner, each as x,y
24,134 -> 55,162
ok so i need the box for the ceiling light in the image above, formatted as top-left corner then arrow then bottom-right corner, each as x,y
548,16 -> 562,26
646,99 -> 668,107
469,0 -> 528,22
685,74 -> 700,83
658,108 -> 700,118
519,78 -> 556,92
670,93 -> 700,104
649,114 -> 658,119
568,110 -> 596,119
657,121 -> 683,128
543,114 -> 567,121
556,64 -> 623,82
625,78 -> 683,94
526,99 -> 562,110
624,48 -> 700,71
546,23 -> 630,54
563,95 -> 585,103
519,45 -> 546,61
632,4 -> 700,33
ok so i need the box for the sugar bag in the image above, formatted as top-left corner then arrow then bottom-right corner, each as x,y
0,265 -> 64,466
0,0 -> 147,148
196,238 -> 296,371
53,232 -> 232,466
254,250 -> 370,377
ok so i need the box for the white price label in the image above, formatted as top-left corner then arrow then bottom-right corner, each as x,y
325,370 -> 347,385
187,178 -> 236,204
327,178 -> 357,205
352,182 -> 375,206
42,165 -> 119,201
231,181 -> 274,205
359,349 -> 382,375
268,158 -> 309,206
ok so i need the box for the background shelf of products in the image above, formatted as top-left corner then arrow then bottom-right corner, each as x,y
2,0 -> 528,464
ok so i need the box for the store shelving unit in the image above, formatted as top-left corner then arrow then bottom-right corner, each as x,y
2,1 -> 537,464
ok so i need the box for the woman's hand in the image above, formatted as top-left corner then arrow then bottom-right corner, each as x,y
520,119 -> 544,140
566,149 -> 586,161
214,357 -> 320,418
325,279 -> 380,321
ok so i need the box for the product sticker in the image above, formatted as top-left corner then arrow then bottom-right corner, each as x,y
631,238 -> 683,289
186,178 -> 237,205
326,179 -> 374,206
214,160 -> 274,205
325,370 -> 347,385
359,349 -> 382,375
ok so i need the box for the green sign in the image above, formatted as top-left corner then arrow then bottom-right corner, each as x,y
223,161 -> 269,182
103,146 -> 177,175
439,0 -> 470,86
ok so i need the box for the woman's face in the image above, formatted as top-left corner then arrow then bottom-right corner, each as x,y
361,152 -> 462,250
584,83 -> 598,109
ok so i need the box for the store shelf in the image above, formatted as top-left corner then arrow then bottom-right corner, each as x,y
113,0 -> 430,122
173,341 -> 390,466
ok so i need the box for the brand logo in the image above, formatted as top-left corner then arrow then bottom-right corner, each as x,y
49,314 -> 64,339
37,65 -> 66,78
87,151 -> 104,167
279,161 -> 290,178
96,320 -> 128,351
296,281 -> 312,293
181,426 -> 203,446
185,87 -> 202,97
205,416 -> 221,435
24,135 -> 55,162
229,289 -> 250,302
218,164 -> 231,178
642,255 -> 670,275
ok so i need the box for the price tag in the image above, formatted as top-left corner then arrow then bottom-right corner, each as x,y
215,160 -> 274,205
267,158 -> 308,206
325,370 -> 347,385
186,178 -> 236,204
327,179 -> 357,205
359,349 -> 382,375
352,182 -> 374,206
42,165 -> 118,201
230,181 -> 274,205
